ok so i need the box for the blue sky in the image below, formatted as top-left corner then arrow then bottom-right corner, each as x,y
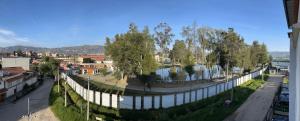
0,0 -> 290,51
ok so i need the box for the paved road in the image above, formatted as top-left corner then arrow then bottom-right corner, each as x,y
0,79 -> 59,121
224,75 -> 282,121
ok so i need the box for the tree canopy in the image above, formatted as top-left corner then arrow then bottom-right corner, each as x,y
105,23 -> 157,79
104,22 -> 270,81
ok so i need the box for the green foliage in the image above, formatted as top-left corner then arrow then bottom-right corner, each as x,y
49,84 -> 86,121
83,58 -> 95,63
170,40 -> 188,65
39,56 -> 60,77
105,23 -> 157,79
154,22 -> 174,63
99,68 -> 110,76
169,66 -> 177,80
184,65 -> 195,80
176,70 -> 187,81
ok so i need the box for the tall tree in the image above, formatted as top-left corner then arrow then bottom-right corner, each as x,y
105,23 -> 157,80
169,40 -> 187,65
154,22 -> 174,64
182,22 -> 199,62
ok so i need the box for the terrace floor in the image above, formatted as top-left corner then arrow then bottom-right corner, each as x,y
78,74 -> 229,94
224,75 -> 282,121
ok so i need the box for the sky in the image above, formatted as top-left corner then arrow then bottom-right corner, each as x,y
0,0 -> 290,51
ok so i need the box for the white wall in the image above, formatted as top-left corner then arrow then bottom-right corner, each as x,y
176,93 -> 184,105
162,95 -> 174,108
102,92 -> 110,107
143,96 -> 152,109
119,96 -> 133,109
154,96 -> 160,109
135,96 -> 141,110
64,67 -> 264,110
111,94 -> 118,108
2,58 -> 30,70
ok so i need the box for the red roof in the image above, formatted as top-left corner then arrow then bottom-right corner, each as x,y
2,67 -> 25,83
80,54 -> 105,62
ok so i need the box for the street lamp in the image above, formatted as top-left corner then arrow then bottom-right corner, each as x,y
86,76 -> 90,120
57,67 -> 60,93
27,98 -> 42,121
65,81 -> 67,107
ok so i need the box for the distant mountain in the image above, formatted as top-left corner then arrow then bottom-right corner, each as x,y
0,45 -> 104,55
269,51 -> 289,58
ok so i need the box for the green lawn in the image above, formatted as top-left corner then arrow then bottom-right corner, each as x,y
49,84 -> 87,121
49,75 -> 268,121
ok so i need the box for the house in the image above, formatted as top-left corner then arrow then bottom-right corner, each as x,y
2,58 -> 30,70
0,67 -> 37,102
79,63 -> 105,75
78,54 -> 105,64
283,0 -> 300,120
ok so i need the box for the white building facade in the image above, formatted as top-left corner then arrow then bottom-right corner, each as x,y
2,58 -> 30,70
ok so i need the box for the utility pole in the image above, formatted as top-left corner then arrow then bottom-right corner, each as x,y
27,98 -> 30,121
57,67 -> 60,93
65,81 -> 67,107
226,61 -> 229,92
87,76 -> 90,121
230,74 -> 234,101
261,64 -> 264,81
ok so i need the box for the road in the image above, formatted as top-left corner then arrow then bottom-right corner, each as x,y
224,75 -> 282,121
0,79 -> 59,121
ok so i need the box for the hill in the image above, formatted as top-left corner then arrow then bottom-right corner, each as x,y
0,45 -> 104,55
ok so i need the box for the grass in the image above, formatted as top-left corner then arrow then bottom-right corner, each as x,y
283,77 -> 288,84
50,75 -> 268,121
120,75 -> 268,121
49,83 -> 86,121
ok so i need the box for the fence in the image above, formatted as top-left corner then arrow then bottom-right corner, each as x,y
61,68 -> 266,110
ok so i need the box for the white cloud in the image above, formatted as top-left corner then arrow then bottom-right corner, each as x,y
0,28 -> 31,47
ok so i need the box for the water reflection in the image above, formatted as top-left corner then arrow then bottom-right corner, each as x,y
155,64 -> 223,82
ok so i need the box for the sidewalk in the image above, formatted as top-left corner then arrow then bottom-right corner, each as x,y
224,75 -> 282,121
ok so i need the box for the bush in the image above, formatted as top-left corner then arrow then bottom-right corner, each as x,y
99,68 -> 110,76
49,84 -> 86,121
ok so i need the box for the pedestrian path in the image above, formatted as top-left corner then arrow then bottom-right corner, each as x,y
224,75 -> 282,121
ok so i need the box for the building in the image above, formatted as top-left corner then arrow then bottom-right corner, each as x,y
2,58 -> 30,70
78,54 -> 105,64
283,0 -> 300,120
0,67 -> 37,102
79,63 -> 105,75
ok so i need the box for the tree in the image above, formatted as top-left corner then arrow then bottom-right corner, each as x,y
183,51 -> 195,80
169,40 -> 187,65
184,65 -> 195,80
250,41 -> 260,67
182,22 -> 199,62
257,43 -> 269,65
154,22 -> 174,64
105,23 -> 157,80
39,57 -> 60,78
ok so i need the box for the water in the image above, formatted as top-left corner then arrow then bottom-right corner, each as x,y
155,64 -> 223,82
